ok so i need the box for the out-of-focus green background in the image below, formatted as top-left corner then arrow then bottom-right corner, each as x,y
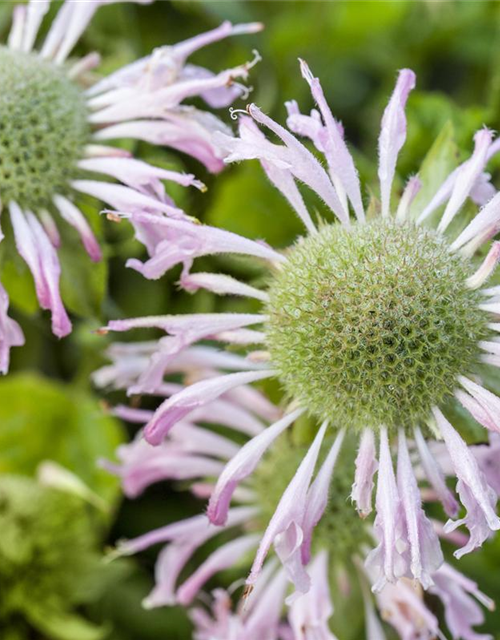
2,1 -> 500,638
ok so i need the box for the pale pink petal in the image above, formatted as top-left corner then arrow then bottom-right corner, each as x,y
49,0 -> 152,64
144,369 -> 275,445
78,157 -> 205,196
53,194 -> 102,261
466,241 -> 500,289
117,505 -> 256,556
89,58 -> 257,124
301,429 -> 345,564
360,579 -> 386,640
438,129 -> 493,234
286,100 -> 325,147
365,427 -> 407,592
10,204 -> 71,338
10,202 -> 49,304
289,550 -> 337,640
378,69 -> 416,218
351,428 -> 378,518
94,115 -> 228,173
246,420 -> 328,592
430,563 -> 494,640
22,0 -> 50,52
144,542 -> 198,608
450,191 -> 500,252
172,21 -> 263,64
432,407 -> 500,556
414,425 -> 458,518
26,213 -> 71,338
124,212 -> 285,280
68,52 -> 102,80
238,117 -> 317,234
244,567 -> 289,640
470,172 -> 497,206
0,282 -> 24,374
244,105 -> 349,224
224,383 -> 281,422
106,313 -> 266,393
72,179 -> 186,219
181,272 -> 269,302
300,59 -> 365,222
39,209 -> 61,248
395,175 -> 421,222
207,408 -> 305,525
105,312 -> 263,334
375,580 -> 440,639
177,534 -> 260,605
458,376 -> 500,434
8,5 -> 26,50
397,430 -> 443,588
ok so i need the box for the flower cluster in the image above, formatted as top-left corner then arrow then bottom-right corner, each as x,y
0,0 -> 261,371
96,55 -> 500,639
96,343 -> 496,638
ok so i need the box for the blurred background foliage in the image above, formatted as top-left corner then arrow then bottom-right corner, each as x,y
2,0 -> 500,638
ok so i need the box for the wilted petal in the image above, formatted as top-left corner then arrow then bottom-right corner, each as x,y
177,534 -> 260,605
455,387 -> 500,436
208,408 -> 305,526
430,563 -> 494,640
397,430 -> 443,588
237,117 -> 317,234
144,369 -> 275,445
8,5 -> 26,50
432,407 -> 500,556
94,111 -> 230,173
125,212 -> 285,280
351,428 -> 378,518
289,550 -> 337,640
10,204 -> 71,338
105,313 -> 266,393
378,69 -> 416,218
395,175 -> 421,222
42,0 -> 152,64
438,129 -> 493,234
244,104 -> 349,224
301,429 -> 345,564
181,272 -> 269,302
375,579 -> 440,639
300,59 -> 365,222
466,241 -> 500,289
365,426 -> 407,592
450,191 -> 500,252
414,425 -> 458,518
53,194 -> 102,261
72,179 -> 186,219
247,420 -> 328,591
22,0 -> 50,52
0,282 -> 24,374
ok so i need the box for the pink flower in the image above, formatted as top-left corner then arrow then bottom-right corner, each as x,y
99,61 -> 500,600
0,0 -> 261,367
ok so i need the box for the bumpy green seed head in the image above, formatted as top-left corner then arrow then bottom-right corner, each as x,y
266,219 -> 490,433
251,434 -> 370,564
0,46 -> 89,210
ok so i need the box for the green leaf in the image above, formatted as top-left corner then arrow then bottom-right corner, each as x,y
410,120 -> 459,223
206,162 -> 304,250
0,373 -> 124,508
26,605 -> 106,640
58,222 -> 108,319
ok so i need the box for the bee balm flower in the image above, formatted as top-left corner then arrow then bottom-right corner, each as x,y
0,0 -> 260,367
101,63 -> 500,597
